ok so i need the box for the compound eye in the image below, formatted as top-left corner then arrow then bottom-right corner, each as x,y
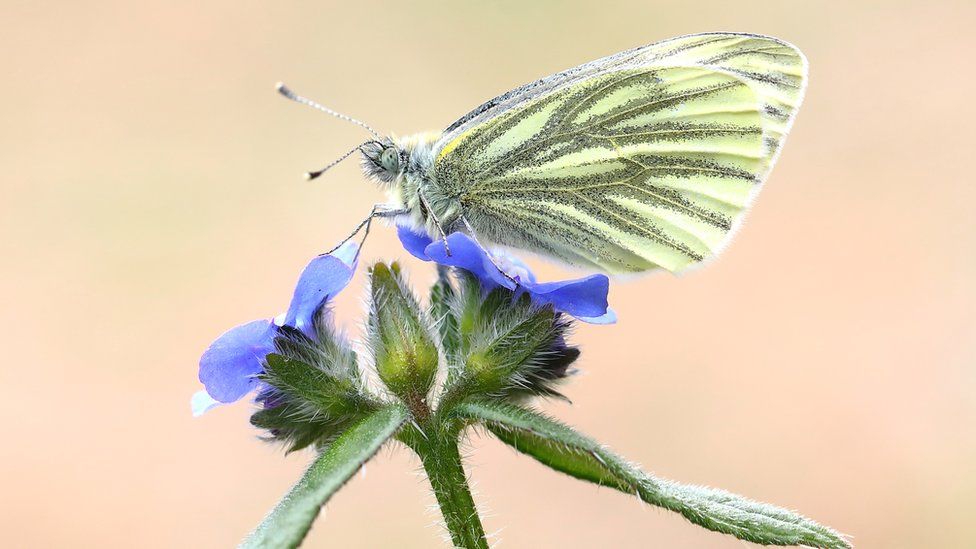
379,148 -> 400,172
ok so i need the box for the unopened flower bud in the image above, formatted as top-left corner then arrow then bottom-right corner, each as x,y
368,262 -> 438,399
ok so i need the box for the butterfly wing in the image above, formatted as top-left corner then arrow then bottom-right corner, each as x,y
434,33 -> 807,274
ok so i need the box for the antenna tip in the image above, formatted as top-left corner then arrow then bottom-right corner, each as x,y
304,171 -> 321,181
275,82 -> 290,96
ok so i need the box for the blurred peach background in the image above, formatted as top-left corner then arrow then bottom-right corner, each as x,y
2,1 -> 974,547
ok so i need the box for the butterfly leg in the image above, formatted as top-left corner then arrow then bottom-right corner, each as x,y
418,188 -> 452,256
460,215 -> 519,287
323,204 -> 408,257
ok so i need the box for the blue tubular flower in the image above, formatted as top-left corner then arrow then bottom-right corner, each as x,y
396,225 -> 615,324
194,242 -> 359,411
197,320 -> 276,404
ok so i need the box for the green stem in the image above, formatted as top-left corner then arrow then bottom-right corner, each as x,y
415,431 -> 488,549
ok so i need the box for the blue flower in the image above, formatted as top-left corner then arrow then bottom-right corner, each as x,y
193,242 -> 359,413
397,225 -> 615,324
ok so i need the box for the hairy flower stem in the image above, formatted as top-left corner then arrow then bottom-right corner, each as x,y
413,431 -> 488,549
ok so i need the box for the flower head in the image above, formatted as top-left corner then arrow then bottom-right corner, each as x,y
193,243 -> 359,411
397,225 -> 615,324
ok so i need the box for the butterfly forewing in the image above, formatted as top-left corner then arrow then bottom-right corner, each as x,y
432,33 -> 807,274
648,33 -> 806,173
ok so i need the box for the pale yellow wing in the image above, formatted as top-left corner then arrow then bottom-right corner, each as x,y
432,34 -> 806,274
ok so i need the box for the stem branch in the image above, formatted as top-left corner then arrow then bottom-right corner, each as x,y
414,431 -> 488,548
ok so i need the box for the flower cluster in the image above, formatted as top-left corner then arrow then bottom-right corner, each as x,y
192,223 -> 851,549
193,228 -> 614,414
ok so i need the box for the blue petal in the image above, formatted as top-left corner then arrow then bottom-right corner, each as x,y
198,319 -> 275,403
520,274 -> 611,320
494,253 -> 537,284
330,239 -> 359,268
423,233 -> 515,290
281,242 -> 359,337
577,308 -> 618,325
396,224 -> 434,260
395,226 -> 614,323
191,389 -> 221,417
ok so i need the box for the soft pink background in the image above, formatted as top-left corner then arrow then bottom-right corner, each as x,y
2,1 -> 974,547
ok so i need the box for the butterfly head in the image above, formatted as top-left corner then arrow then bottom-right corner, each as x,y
361,139 -> 405,185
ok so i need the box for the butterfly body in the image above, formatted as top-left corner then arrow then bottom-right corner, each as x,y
358,33 -> 807,274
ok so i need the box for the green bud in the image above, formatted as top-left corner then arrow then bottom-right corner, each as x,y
465,291 -> 555,385
455,279 -> 580,400
368,262 -> 439,399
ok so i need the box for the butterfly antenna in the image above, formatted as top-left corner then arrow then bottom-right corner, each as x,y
275,82 -> 382,141
304,141 -> 370,181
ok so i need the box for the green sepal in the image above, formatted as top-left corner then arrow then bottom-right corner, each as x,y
368,262 -> 438,399
243,403 -> 410,549
250,402 -> 329,453
274,311 -> 361,383
447,273 -> 578,402
252,354 -> 378,452
263,353 -> 375,419
456,400 -> 851,549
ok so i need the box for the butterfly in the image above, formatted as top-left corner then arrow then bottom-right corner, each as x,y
278,32 -> 807,275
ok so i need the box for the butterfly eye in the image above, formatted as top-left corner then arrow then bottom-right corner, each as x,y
379,148 -> 400,172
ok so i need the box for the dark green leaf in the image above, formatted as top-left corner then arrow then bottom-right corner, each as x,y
243,403 -> 410,549
456,400 -> 850,549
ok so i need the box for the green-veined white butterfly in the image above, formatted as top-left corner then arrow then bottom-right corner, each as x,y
279,32 -> 807,274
